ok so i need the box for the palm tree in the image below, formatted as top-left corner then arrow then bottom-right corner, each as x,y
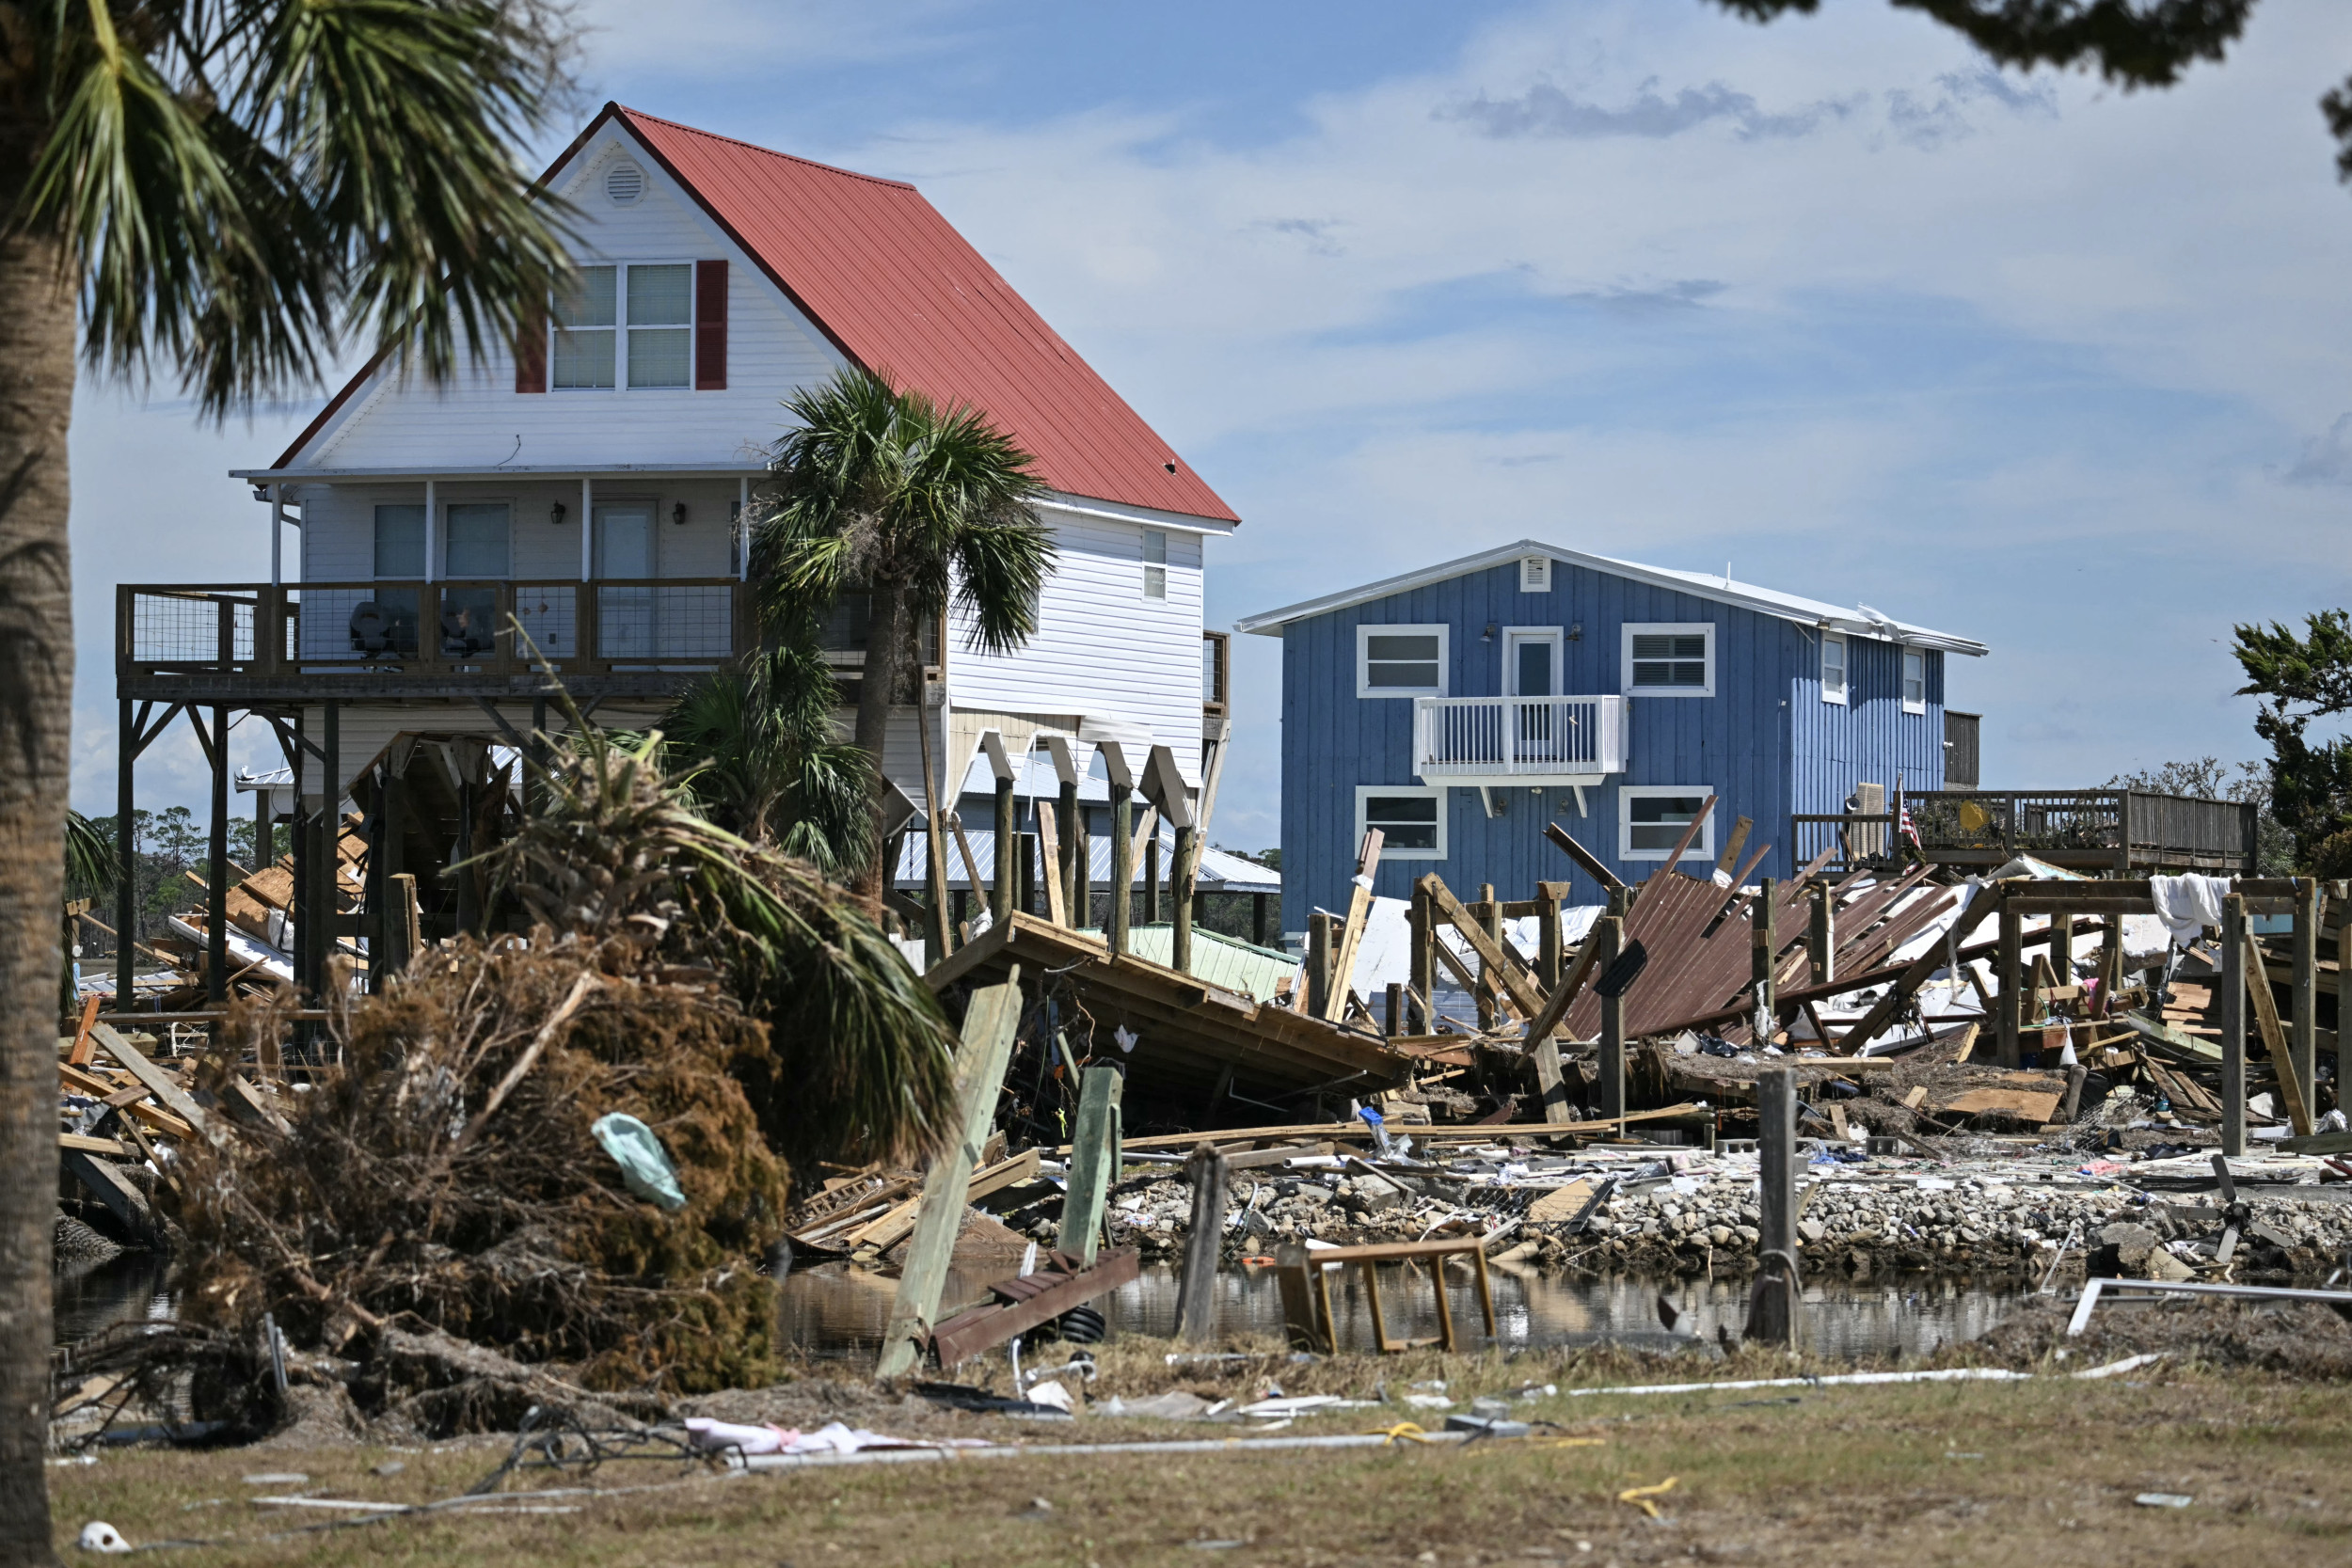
755,368 -> 1055,899
0,6 -> 572,1558
662,641 -> 876,879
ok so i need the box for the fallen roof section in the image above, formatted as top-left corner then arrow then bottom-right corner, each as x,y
925,912 -> 1410,1105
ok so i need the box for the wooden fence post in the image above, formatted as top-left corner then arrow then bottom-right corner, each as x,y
1057,1064 -> 1124,1265
2292,879 -> 2320,1127
1306,911 -> 1332,1019
877,966 -> 1025,1380
1596,915 -> 1624,1120
1751,1067 -> 1801,1349
1996,892 -> 2022,1069
1175,1143 -> 1230,1345
2221,894 -> 2246,1159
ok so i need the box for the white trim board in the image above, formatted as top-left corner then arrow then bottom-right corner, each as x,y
1233,536 -> 1986,657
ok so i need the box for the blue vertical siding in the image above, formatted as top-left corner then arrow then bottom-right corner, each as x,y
1278,559 -> 1809,932
1787,636 -> 1947,817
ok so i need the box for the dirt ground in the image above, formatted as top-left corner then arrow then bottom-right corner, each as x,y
50,1300 -> 2352,1566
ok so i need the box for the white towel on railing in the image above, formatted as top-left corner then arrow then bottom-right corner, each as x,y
2148,873 -> 2231,946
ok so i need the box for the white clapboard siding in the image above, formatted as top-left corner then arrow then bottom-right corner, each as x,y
295,700 -> 668,803
947,514 -> 1205,785
294,130 -> 841,475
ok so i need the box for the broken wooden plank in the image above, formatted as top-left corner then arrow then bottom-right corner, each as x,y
1324,831 -> 1384,1022
87,1024 -> 215,1144
1544,822 -> 1628,896
1419,875 -> 1546,1018
849,1148 -> 1044,1254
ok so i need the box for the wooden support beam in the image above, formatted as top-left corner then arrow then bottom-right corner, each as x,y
1595,916 -> 1625,1119
1035,802 -> 1068,927
1322,831 -> 1383,1021
2292,879 -> 2322,1124
2221,894 -> 2247,1158
2243,925 -> 2314,1138
1057,1064 -> 1124,1265
1417,874 -> 1545,1018
1545,822 -> 1628,896
877,967 -> 1025,1380
1175,1144 -> 1230,1345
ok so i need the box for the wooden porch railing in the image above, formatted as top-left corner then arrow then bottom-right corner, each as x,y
1791,789 -> 2258,876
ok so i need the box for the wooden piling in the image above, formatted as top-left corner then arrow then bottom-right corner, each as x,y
1996,894 -> 2023,1069
1752,876 -> 1776,1034
1307,911 -> 1333,1019
1752,1066 -> 1800,1348
1596,915 -> 1625,1119
1808,882 -> 1831,988
1057,1064 -> 1124,1265
2292,879 -> 2321,1127
2221,893 -> 2246,1157
1174,1143 -> 1230,1345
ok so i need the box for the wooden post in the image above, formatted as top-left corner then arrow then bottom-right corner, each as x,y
2243,922 -> 2314,1137
1057,776 -> 1080,922
1751,876 -> 1776,1036
1174,1143 -> 1229,1345
389,873 -> 421,973
1533,1035 -> 1571,1124
1808,881 -> 1832,987
1306,911 -> 1333,1019
1035,803 -> 1067,927
1474,883 -> 1500,1033
1073,808 -> 1093,930
1996,892 -> 2022,1069
1407,887 -> 1433,1031
2221,893 -> 2246,1158
1143,832 -> 1162,924
1057,1064 -> 1124,1265
877,966 -> 1025,1379
2049,911 -> 2074,986
1017,831 -> 1038,917
114,697 -> 136,1010
992,772 -> 1016,921
2100,913 -> 2124,1015
917,689 -> 953,959
1752,1067 -> 1800,1348
207,705 -> 229,1004
1384,981 -> 1403,1037
1109,785 -> 1133,956
1596,915 -> 1625,1119
2339,918 -> 2352,1103
1251,891 -> 1267,948
2291,879 -> 2320,1126
1171,823 -> 1199,973
1537,893 -> 1563,990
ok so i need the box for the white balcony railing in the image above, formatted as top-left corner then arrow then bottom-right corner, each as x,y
1413,694 -> 1629,783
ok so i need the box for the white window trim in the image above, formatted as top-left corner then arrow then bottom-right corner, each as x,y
1820,631 -> 1848,706
551,258 -> 697,394
1502,626 -> 1562,696
1901,647 -> 1928,716
1620,784 -> 1716,862
1356,784 -> 1446,862
1622,622 -> 1715,699
1357,623 -> 1449,700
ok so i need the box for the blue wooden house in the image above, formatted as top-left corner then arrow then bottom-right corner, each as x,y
1233,541 -> 1988,938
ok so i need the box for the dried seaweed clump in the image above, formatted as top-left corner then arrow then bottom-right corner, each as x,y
170,936 -> 794,1402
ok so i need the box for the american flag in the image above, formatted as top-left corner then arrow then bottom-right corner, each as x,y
1897,775 -> 1921,848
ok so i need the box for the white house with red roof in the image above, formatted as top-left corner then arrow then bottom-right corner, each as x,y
112,104 -> 1239,979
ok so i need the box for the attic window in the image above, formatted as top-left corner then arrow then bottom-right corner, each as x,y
1519,555 -> 1550,593
605,162 -> 645,204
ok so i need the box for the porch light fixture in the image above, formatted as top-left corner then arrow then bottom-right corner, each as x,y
672,501 -> 689,526
549,500 -> 567,527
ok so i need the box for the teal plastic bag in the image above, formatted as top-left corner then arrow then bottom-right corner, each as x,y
591,1113 -> 687,1212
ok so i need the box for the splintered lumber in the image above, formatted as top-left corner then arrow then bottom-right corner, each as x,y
1545,822 -> 1628,896
1942,1087 -> 2063,1122
1323,832 -> 1385,1022
1831,882 -> 2002,1055
87,1024 -> 215,1144
929,1247 -> 1141,1369
58,1132 -> 132,1157
877,967 -> 1025,1381
847,1148 -> 1045,1254
1418,875 -> 1545,1018
925,912 -> 1408,1100
2243,927 -> 2315,1137
67,994 -> 100,1068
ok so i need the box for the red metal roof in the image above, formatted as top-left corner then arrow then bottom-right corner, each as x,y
279,104 -> 1236,523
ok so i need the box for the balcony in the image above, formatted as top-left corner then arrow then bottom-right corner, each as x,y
1412,694 -> 1629,786
1790,789 -> 2260,875
119,578 -> 751,702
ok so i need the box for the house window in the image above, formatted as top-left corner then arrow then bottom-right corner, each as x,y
1519,555 -> 1550,593
1357,624 -> 1447,698
552,262 -> 693,390
552,265 -> 617,388
1902,648 -> 1927,714
1142,529 -> 1168,599
1820,633 -> 1848,705
1621,786 -> 1715,861
626,264 -> 692,388
373,503 -> 425,578
443,502 -> 511,578
1623,623 -> 1713,697
1358,784 -> 1445,860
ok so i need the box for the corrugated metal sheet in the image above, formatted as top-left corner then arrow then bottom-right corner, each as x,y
892,826 -> 1279,894
1118,924 -> 1297,1002
616,108 -> 1236,524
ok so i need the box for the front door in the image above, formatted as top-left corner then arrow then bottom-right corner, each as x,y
1505,628 -> 1562,762
595,503 -> 656,657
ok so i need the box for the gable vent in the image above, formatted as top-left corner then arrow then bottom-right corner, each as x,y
1519,555 -> 1551,593
604,162 -> 645,205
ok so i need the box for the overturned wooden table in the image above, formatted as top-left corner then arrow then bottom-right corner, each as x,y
1273,1237 -> 1498,1354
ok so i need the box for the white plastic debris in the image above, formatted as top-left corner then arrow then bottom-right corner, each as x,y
1025,1380 -> 1073,1413
77,1522 -> 130,1554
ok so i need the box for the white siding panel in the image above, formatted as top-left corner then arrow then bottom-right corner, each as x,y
948,517 -> 1204,785
294,132 -> 842,475
296,700 -> 665,802
296,478 -> 740,583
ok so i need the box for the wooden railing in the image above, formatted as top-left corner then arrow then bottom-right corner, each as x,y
1792,789 -> 2258,875
1413,694 -> 1629,781
119,578 -> 749,683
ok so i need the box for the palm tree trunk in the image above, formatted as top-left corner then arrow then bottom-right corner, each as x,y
851,578 -> 910,900
0,182 -> 77,1565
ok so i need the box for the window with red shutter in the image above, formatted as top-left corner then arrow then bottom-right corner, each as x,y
694,261 -> 727,389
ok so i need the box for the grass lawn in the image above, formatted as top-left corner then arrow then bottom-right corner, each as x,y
50,1362 -> 2351,1566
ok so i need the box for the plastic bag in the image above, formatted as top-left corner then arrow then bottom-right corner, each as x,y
591,1113 -> 687,1212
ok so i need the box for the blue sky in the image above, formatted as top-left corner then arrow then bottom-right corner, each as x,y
69,0 -> 2352,854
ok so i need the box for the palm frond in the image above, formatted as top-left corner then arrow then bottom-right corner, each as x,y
65,811 -> 113,893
